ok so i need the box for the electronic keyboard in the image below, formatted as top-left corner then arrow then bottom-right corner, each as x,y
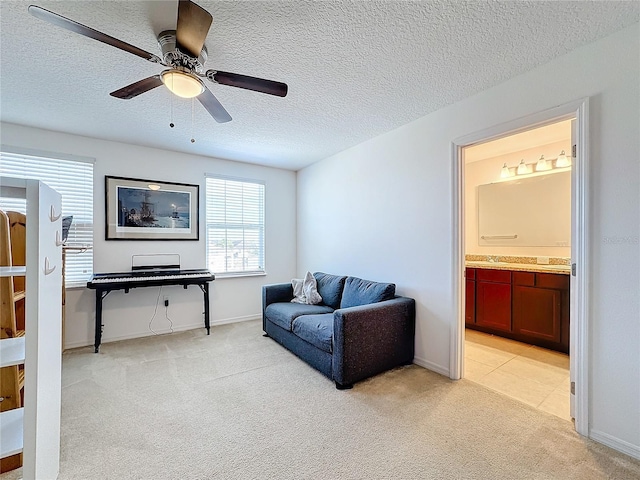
86,268 -> 214,353
87,269 -> 214,290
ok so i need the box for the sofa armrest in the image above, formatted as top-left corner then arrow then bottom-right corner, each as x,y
332,296 -> 416,385
262,283 -> 294,330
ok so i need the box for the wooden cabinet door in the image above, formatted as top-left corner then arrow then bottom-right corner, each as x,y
513,285 -> 562,344
476,281 -> 512,332
465,278 -> 475,325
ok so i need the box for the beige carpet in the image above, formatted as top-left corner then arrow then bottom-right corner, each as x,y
3,320 -> 639,479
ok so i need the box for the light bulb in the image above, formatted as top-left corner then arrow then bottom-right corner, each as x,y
556,150 -> 571,168
536,155 -> 551,171
516,159 -> 528,175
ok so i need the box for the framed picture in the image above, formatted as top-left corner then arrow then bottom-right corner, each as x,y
105,176 -> 199,240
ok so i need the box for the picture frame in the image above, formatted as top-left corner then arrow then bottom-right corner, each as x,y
105,176 -> 199,240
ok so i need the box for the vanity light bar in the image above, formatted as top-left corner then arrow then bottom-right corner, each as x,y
500,151 -> 571,178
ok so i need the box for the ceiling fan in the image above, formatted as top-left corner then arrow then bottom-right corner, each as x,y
28,0 -> 288,124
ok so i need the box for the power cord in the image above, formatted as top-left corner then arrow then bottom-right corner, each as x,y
165,309 -> 174,334
148,286 -> 174,335
148,286 -> 163,335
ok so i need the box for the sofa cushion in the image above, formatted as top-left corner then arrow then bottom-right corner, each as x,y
340,276 -> 396,309
292,313 -> 334,353
265,303 -> 334,332
313,272 -> 347,310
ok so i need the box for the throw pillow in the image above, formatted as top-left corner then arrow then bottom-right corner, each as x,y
291,277 -> 307,304
302,271 -> 323,305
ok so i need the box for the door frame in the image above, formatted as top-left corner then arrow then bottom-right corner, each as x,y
450,98 -> 590,436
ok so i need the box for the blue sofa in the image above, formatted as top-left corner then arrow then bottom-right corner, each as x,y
262,272 -> 416,389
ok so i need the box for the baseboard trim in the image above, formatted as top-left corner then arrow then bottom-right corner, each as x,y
64,315 -> 262,350
590,429 -> 640,460
413,355 -> 450,377
210,314 -> 261,327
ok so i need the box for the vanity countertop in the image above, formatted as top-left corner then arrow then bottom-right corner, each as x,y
465,261 -> 570,275
465,255 -> 571,275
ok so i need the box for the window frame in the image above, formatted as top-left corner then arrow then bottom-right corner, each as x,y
205,174 -> 266,278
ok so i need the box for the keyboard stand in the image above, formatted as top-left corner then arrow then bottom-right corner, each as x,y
88,271 -> 214,353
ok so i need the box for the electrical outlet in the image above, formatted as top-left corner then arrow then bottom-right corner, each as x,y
537,256 -> 550,265
163,296 -> 169,307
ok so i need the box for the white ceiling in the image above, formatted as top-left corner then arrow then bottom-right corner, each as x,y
1,1 -> 638,171
464,119 -> 572,164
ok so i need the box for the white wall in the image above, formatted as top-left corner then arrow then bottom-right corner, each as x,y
297,24 -> 639,455
0,122 -> 297,348
465,140 -> 571,257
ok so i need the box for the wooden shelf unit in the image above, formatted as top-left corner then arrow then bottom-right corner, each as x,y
0,221 -> 26,472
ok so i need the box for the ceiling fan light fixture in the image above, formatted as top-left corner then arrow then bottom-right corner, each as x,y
29,3 -> 287,125
161,69 -> 204,98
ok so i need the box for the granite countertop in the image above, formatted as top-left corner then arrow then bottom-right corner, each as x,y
465,255 -> 571,275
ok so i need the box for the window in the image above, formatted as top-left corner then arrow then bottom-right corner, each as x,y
206,175 -> 265,276
0,147 -> 94,287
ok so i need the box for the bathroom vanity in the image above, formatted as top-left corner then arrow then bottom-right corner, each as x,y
465,261 -> 570,354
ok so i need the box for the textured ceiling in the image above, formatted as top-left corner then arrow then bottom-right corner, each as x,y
1,1 -> 638,171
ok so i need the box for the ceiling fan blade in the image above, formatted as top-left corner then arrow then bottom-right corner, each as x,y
110,76 -> 163,99
28,5 -> 161,64
176,0 -> 213,58
207,70 -> 288,97
198,87 -> 232,123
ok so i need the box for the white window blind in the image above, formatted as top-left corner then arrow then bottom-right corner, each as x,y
0,149 -> 94,287
206,176 -> 265,276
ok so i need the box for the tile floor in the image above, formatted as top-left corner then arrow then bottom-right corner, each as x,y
464,329 -> 572,421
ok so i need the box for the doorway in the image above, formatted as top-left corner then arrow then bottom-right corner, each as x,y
451,99 -> 590,436
464,119 -> 572,420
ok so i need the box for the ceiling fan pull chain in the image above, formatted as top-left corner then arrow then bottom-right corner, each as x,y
190,98 -> 196,143
169,87 -> 175,128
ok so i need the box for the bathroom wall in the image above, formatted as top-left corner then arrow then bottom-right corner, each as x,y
465,140 -> 571,257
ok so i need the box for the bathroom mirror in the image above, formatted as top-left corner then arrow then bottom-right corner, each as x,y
478,171 -> 571,247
